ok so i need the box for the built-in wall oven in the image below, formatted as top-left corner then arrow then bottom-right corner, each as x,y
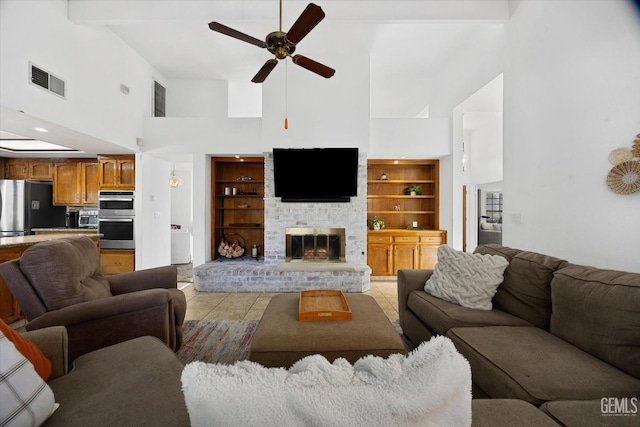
98,191 -> 135,249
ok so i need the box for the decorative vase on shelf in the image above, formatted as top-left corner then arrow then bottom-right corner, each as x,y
405,184 -> 422,196
370,216 -> 385,230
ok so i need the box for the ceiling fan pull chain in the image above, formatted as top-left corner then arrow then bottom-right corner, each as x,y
284,59 -> 289,130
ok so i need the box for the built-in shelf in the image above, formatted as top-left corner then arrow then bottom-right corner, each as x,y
367,159 -> 439,230
211,157 -> 264,260
366,159 -> 445,276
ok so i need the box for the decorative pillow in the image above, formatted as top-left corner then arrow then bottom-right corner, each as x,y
0,331 -> 57,427
181,336 -> 471,427
424,245 -> 509,310
0,319 -> 51,380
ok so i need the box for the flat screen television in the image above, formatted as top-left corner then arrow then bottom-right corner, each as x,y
273,148 -> 359,202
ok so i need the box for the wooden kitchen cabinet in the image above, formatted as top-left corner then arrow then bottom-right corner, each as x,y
30,160 -> 54,179
53,161 -> 82,205
367,230 -> 446,276
4,158 -> 53,180
81,161 -> 99,205
5,159 -> 29,179
53,159 -> 100,206
100,250 -> 135,275
98,155 -> 135,190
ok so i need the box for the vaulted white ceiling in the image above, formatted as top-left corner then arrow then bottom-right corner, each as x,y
70,0 -> 507,118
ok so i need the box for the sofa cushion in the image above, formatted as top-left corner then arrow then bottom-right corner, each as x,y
407,291 -> 531,336
20,237 -> 111,311
182,336 -> 471,427
550,263 -> 640,378
0,330 -> 57,427
447,326 -> 640,406
472,399 -> 560,427
540,400 -> 640,427
473,244 -> 522,262
475,245 -> 566,329
424,245 -> 508,310
46,336 -> 190,426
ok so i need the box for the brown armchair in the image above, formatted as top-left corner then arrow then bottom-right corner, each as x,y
0,236 -> 186,365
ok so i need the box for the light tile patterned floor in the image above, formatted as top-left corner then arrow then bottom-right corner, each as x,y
180,281 -> 399,322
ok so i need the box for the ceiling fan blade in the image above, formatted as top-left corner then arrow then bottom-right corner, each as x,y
286,3 -> 325,45
251,59 -> 279,83
292,55 -> 335,79
208,22 -> 266,48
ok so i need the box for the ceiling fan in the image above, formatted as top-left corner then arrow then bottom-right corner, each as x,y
208,1 -> 335,83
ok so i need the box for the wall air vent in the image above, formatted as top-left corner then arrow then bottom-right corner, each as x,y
29,63 -> 66,98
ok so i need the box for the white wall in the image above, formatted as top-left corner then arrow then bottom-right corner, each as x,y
166,80 -> 228,118
466,113 -> 503,185
260,51 -> 371,152
136,154 -> 172,269
503,0 -> 640,272
0,0 -> 162,150
369,119 -> 451,158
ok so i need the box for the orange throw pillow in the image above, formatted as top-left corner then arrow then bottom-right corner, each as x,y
0,319 -> 52,380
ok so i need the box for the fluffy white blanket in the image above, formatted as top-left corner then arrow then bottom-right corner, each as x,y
181,336 -> 471,427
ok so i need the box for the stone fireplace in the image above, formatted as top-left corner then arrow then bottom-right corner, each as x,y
193,153 -> 371,292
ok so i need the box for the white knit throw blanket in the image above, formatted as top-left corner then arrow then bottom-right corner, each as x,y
181,336 -> 471,427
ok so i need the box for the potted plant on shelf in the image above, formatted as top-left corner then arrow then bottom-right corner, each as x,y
405,184 -> 422,196
370,216 -> 385,230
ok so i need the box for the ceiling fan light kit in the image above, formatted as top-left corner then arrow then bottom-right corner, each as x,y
208,1 -> 335,83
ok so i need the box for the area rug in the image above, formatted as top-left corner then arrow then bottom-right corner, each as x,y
175,263 -> 193,283
176,319 -> 258,365
176,319 -> 413,366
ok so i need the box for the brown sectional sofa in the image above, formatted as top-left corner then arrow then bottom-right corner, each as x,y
23,326 -> 190,426
398,244 -> 640,423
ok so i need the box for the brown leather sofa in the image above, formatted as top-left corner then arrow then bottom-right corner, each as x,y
23,326 -> 190,426
0,236 -> 186,364
398,244 -> 640,424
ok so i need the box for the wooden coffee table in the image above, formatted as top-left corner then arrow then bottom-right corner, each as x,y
249,293 -> 407,368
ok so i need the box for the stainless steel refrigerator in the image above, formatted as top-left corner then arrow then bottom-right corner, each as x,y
0,180 -> 67,237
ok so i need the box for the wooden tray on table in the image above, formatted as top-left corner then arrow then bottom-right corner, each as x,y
298,290 -> 352,321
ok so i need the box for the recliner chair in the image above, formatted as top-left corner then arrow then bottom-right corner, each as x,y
0,236 -> 186,364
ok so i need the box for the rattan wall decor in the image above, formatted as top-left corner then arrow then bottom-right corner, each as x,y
606,134 -> 640,195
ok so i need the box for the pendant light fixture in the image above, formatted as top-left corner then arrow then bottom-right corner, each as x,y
169,164 -> 183,187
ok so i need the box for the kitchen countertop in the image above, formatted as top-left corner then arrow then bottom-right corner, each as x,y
0,233 -> 102,249
31,228 -> 99,233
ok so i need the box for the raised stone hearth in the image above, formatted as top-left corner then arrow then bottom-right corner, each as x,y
193,259 -> 370,293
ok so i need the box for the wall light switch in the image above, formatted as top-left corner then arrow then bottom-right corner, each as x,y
511,213 -> 522,224
154,211 -> 161,218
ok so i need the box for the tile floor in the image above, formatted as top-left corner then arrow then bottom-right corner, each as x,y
180,280 -> 399,322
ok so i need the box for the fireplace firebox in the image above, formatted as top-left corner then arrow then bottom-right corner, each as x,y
285,227 -> 346,262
